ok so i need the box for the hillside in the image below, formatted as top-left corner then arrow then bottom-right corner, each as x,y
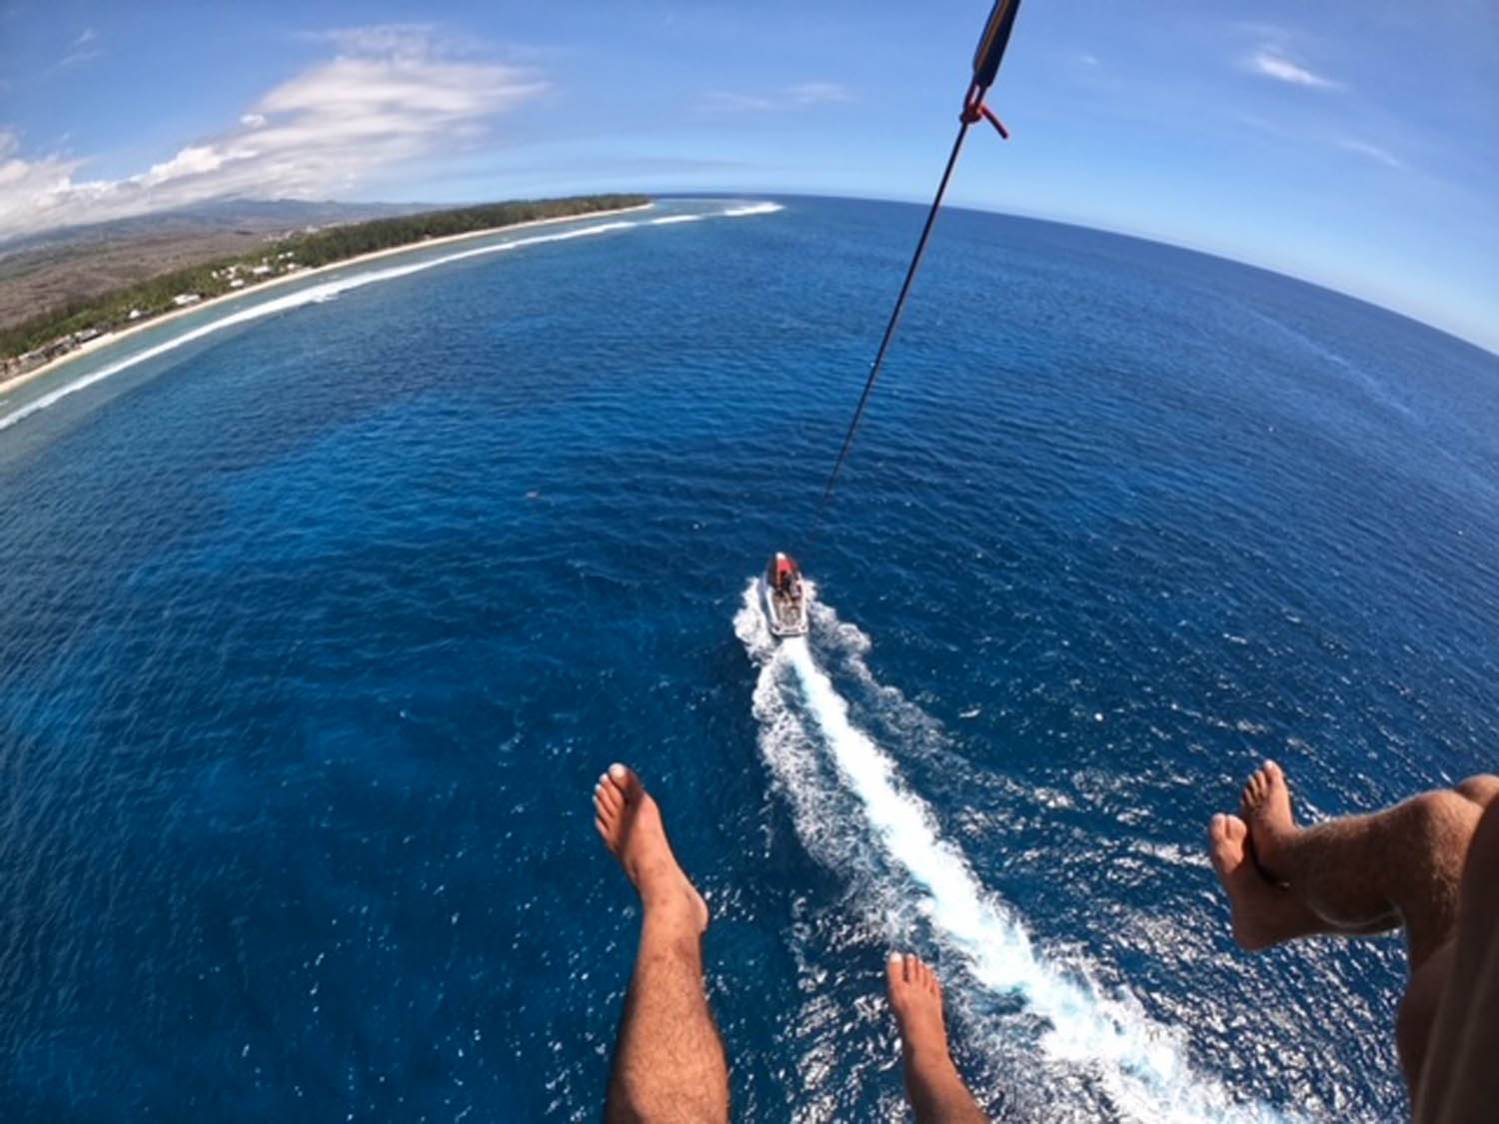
0,195 -> 649,375
0,200 -> 432,333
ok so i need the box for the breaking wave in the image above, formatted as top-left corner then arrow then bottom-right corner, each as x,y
734,581 -> 1287,1124
0,200 -> 783,434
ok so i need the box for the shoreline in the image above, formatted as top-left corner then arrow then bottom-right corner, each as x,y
0,201 -> 655,399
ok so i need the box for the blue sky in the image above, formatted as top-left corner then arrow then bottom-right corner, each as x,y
1,0 -> 1495,351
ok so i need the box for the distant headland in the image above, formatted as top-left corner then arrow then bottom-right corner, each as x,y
0,194 -> 651,388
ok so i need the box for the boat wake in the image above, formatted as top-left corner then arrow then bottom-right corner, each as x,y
734,581 -> 1287,1124
0,200 -> 785,434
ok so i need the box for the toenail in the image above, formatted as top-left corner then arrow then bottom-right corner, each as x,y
609,763 -> 626,779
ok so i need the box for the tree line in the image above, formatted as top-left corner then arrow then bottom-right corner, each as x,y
1,195 -> 650,363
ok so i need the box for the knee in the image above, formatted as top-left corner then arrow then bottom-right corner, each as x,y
1455,774 -> 1499,810
1403,792 -> 1477,850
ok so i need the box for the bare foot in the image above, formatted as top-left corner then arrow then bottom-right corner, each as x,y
594,763 -> 708,933
1208,813 -> 1324,951
888,955 -> 988,1123
1240,759 -> 1298,880
887,953 -> 951,1061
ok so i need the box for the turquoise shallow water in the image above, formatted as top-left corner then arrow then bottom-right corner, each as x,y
0,196 -> 1496,1121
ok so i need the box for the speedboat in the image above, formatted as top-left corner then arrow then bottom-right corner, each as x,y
762,552 -> 809,638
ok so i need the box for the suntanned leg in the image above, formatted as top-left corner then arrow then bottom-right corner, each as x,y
1239,761 -> 1498,969
1397,774 -> 1499,1102
1226,761 -> 1499,1098
1207,810 -> 1403,951
595,764 -> 727,1124
886,953 -> 987,1124
1207,812 -> 1337,950
1415,799 -> 1499,1123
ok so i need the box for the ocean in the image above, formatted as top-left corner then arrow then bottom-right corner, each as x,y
0,195 -> 1495,1122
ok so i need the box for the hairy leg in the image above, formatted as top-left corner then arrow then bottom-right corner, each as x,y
1207,813 -> 1336,950
595,764 -> 727,1124
1240,763 -> 1498,969
1414,798 -> 1499,1122
887,954 -> 988,1124
1234,764 -> 1499,1099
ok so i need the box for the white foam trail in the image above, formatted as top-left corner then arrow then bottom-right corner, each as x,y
721,202 -> 784,216
735,583 -> 1287,1124
0,201 -> 781,433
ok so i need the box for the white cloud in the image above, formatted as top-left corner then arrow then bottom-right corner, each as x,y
703,81 -> 855,113
1337,138 -> 1402,168
59,26 -> 102,67
702,92 -> 778,113
0,26 -> 545,241
785,82 -> 854,106
1243,49 -> 1341,90
305,23 -> 437,56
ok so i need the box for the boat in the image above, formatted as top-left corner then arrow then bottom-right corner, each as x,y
762,552 -> 810,638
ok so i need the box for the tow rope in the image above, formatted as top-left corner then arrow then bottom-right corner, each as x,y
811,0 -> 1024,535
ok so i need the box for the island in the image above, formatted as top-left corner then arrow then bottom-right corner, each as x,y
0,194 -> 650,382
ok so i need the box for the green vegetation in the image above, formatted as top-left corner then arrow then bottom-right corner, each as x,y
1,194 -> 649,365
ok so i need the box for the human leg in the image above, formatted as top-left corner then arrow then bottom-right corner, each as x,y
1207,812 -> 1339,951
1220,762 -> 1498,1099
1413,798 -> 1499,1122
595,764 -> 727,1124
887,954 -> 987,1124
1239,762 -> 1496,968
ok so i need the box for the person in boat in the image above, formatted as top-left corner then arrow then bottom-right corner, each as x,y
591,763 -> 989,1123
1208,760 -> 1499,1115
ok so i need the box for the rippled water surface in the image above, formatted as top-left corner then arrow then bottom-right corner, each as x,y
1,196 -> 1496,1122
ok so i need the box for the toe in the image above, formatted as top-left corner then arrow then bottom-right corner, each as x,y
902,953 -> 915,984
1209,814 -> 1243,872
597,772 -> 625,809
886,952 -> 904,992
609,763 -> 643,805
1242,768 -> 1267,811
594,785 -> 621,820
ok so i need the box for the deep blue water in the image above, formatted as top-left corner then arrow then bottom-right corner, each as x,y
1,196 -> 1496,1122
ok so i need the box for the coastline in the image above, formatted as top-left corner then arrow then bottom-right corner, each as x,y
0,201 -> 655,399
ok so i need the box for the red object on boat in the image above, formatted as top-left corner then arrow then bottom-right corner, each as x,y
763,552 -> 809,638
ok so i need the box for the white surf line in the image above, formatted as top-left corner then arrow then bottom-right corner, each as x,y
0,202 -> 783,434
735,583 -> 1287,1124
720,202 -> 783,216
